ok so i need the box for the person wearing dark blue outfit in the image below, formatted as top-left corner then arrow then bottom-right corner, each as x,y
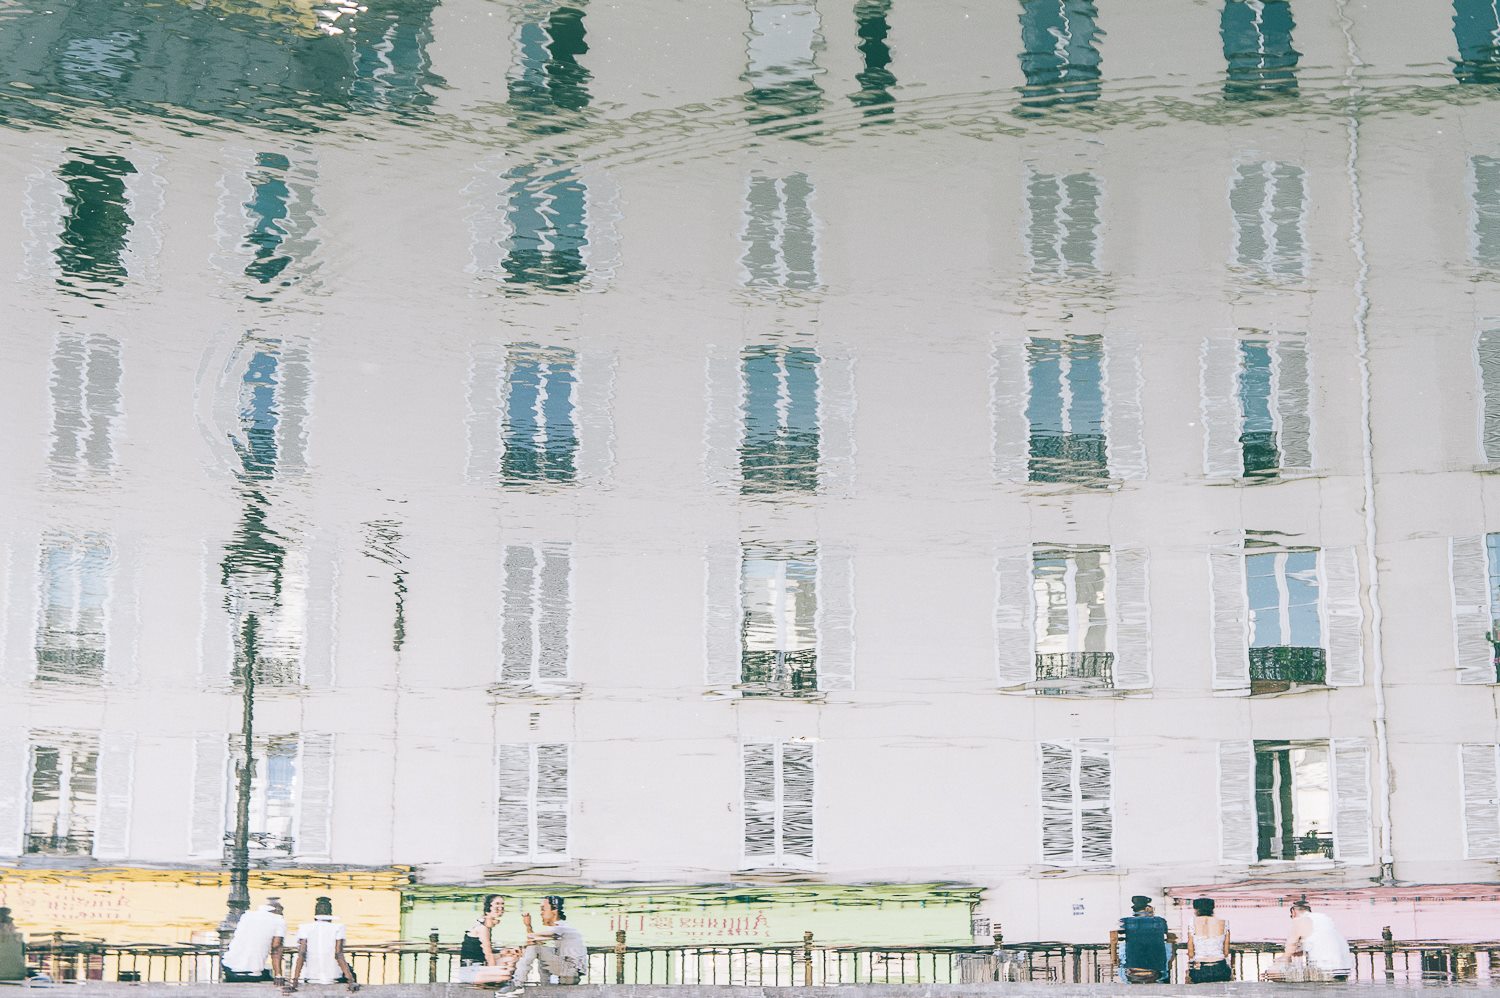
1119,895 -> 1171,983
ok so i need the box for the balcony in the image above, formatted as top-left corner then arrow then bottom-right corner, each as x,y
739,649 -> 819,697
1027,432 -> 1108,484
1030,651 -> 1114,692
1249,645 -> 1326,694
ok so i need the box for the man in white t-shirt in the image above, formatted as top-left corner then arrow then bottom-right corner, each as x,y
287,897 -> 359,992
501,896 -> 586,993
222,897 -> 287,983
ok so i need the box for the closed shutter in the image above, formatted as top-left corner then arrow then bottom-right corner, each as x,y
2,532 -> 40,685
1331,738 -> 1373,865
1275,338 -> 1313,471
995,549 -> 1036,688
189,734 -> 228,859
276,343 -> 312,475
1478,331 -> 1500,464
1201,338 -> 1242,478
0,731 -> 29,856
1209,547 -> 1250,690
466,352 -> 505,482
494,743 -> 530,860
1321,547 -> 1364,686
817,352 -> 857,496
704,541 -> 743,687
579,168 -> 622,285
302,533 -> 338,691
1460,743 -> 1500,859
1039,742 -> 1076,865
1450,535 -> 1497,684
1217,740 -> 1257,863
0,540 -> 13,685
121,153 -> 164,283
533,744 -> 570,859
1077,741 -> 1114,865
1104,332 -> 1147,480
1110,546 -> 1152,690
537,545 -> 571,681
293,734 -> 334,862
991,340 -> 1029,482
780,742 -> 816,862
742,743 -> 777,863
104,535 -> 140,685
704,344 -> 744,489
93,731 -> 136,860
815,543 -> 855,692
501,545 -> 536,682
574,349 -> 616,485
199,543 -> 235,686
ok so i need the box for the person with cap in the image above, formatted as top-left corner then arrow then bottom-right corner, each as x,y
1117,895 -> 1171,983
498,896 -> 585,993
1261,897 -> 1353,981
222,897 -> 287,983
286,897 -> 359,992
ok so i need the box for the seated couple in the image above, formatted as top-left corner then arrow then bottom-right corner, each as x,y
1116,895 -> 1231,984
457,895 -> 586,991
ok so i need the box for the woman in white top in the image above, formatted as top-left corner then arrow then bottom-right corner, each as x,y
1185,897 -> 1232,983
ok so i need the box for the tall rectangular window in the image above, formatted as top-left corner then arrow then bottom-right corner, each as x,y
741,542 -> 818,693
850,0 -> 895,116
741,345 -> 820,493
243,153 -> 295,287
502,163 -> 589,288
1245,548 -> 1326,687
499,542 -> 572,685
1025,172 -> 1101,276
495,743 -> 570,862
350,3 -> 443,111
509,4 -> 591,130
227,734 -> 300,857
230,338 -> 311,481
1027,335 -> 1106,482
1238,338 -> 1312,474
1221,0 -> 1299,100
743,1 -> 824,128
500,344 -> 578,484
26,733 -> 99,856
1032,546 -> 1112,687
1253,740 -> 1332,861
49,333 -> 122,476
1039,741 -> 1113,866
742,173 -> 818,290
1472,156 -> 1500,269
1454,0 -> 1500,86
1016,0 -> 1103,112
742,740 -> 815,867
1230,161 -> 1307,277
35,532 -> 111,684
196,733 -> 332,860
55,151 -> 135,294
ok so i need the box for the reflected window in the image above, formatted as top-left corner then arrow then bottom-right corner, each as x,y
1237,338 -> 1312,475
742,740 -> 815,867
55,151 -> 135,293
35,532 -> 111,684
1027,335 -> 1106,482
49,332 -> 122,476
509,3 -> 591,131
741,543 -> 818,693
1039,740 -> 1112,866
742,173 -> 819,290
1032,546 -> 1115,691
230,547 -> 313,688
1253,740 -> 1331,861
498,344 -> 578,484
495,743 -> 570,862
741,345 -> 820,493
502,163 -> 589,289
26,733 -> 99,856
59,31 -> 138,99
743,0 -> 824,129
243,153 -> 296,287
1230,161 -> 1307,278
850,0 -> 895,117
227,735 -> 299,857
1472,156 -> 1500,269
1245,548 -> 1325,689
500,543 -> 572,685
350,1 -> 444,111
1221,0 -> 1299,100
231,339 -> 312,481
1017,0 -> 1103,112
1025,171 -> 1101,276
1454,0 -> 1500,86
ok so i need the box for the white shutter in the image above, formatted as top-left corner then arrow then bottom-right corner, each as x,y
199,543 -> 235,685
991,340 -> 1029,482
578,168 -> 622,285
276,343 -> 313,475
1331,739 -> 1373,865
575,348 -> 616,485
1077,742 -> 1114,865
92,731 -> 136,860
0,540 -> 11,686
121,152 -> 165,284
2,531 -> 40,685
0,732 -> 29,856
704,541 -> 743,687
302,533 -> 338,691
533,743 -> 570,859
104,535 -> 140,685
780,742 -> 816,862
1275,338 -> 1313,471
815,543 -> 855,692
500,545 -> 537,682
1450,535 -> 1497,684
293,733 -> 334,862
1110,546 -> 1151,690
1104,332 -> 1147,480
537,544 -> 572,681
996,549 -> 1036,688
22,157 -> 69,279
1217,740 -> 1257,863
1321,546 -> 1364,686
464,156 -> 512,278
494,743 -> 530,860
1210,547 -> 1250,690
1477,330 -> 1500,464
817,352 -> 857,496
1460,743 -> 1500,859
742,743 -> 777,863
1038,742 -> 1076,865
704,343 -> 744,489
466,352 -> 504,482
1201,338 -> 1242,478
189,734 -> 228,858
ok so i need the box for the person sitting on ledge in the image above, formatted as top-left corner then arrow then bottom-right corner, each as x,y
497,896 -> 585,993
1118,895 -> 1171,984
1261,897 -> 1353,982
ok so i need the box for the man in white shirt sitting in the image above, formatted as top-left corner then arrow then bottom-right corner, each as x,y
286,897 -> 359,993
222,897 -> 286,983
500,896 -> 586,993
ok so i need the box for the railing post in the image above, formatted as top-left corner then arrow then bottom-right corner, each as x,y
428,928 -> 440,984
802,931 -> 813,987
218,924 -> 233,983
1382,926 -> 1395,980
991,928 -> 1004,983
614,930 -> 627,984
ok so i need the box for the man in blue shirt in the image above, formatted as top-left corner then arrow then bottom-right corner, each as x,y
1118,896 -> 1171,983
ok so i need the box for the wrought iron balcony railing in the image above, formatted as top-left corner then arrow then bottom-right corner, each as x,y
1032,651 -> 1114,688
1248,645 -> 1327,685
740,649 -> 819,696
1027,433 -> 1109,484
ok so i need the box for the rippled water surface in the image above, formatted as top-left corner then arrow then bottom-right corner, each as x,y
3,0 -> 1500,984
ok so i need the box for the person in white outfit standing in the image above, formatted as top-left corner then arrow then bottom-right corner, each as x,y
286,897 -> 359,993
